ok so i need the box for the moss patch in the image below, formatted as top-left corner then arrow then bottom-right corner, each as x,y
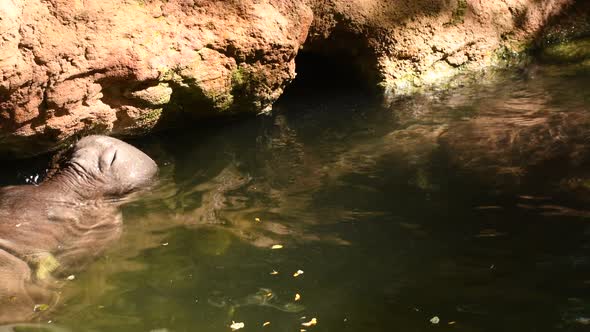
137,107 -> 163,128
231,66 -> 247,87
230,64 -> 259,97
444,0 -> 468,26
540,38 -> 590,64
128,83 -> 173,107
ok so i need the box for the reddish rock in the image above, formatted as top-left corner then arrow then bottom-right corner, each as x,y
306,0 -> 575,91
0,0 -> 578,156
0,0 -> 313,156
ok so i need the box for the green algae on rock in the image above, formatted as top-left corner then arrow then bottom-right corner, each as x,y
540,38 -> 590,64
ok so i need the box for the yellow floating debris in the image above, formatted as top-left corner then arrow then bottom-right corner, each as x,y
265,292 -> 273,298
295,293 -> 301,301
35,253 -> 60,281
448,321 -> 456,325
270,270 -> 279,275
66,275 -> 75,281
271,245 -> 283,250
33,304 -> 49,312
255,217 -> 261,222
301,318 -> 317,327
263,322 -> 271,327
230,321 -> 245,331
293,270 -> 304,277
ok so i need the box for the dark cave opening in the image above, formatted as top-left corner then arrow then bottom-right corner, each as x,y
287,52 -> 368,94
280,29 -> 381,101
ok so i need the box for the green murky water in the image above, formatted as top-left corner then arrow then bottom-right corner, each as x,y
6,63 -> 590,331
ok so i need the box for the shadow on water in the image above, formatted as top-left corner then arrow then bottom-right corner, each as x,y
5,62 -> 590,331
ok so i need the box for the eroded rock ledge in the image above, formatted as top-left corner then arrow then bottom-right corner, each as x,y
0,0 -> 582,156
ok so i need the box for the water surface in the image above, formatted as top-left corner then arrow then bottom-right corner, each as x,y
12,63 -> 590,331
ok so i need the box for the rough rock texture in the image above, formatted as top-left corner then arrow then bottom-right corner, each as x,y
0,0 -> 578,156
0,0 -> 313,156
535,0 -> 590,64
537,0 -> 590,46
306,0 -> 575,92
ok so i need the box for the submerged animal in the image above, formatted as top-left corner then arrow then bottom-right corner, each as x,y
0,135 -> 157,323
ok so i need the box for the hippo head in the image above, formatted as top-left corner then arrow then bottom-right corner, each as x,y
61,135 -> 158,199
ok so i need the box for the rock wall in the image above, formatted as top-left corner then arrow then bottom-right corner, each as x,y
0,0 -> 579,156
307,0 -> 575,92
0,0 -> 313,156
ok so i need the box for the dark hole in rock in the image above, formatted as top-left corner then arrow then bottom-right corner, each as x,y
287,52 -> 370,94
281,28 -> 380,101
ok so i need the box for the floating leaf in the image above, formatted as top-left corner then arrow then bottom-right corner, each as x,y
271,245 -> 283,250
35,253 -> 60,280
33,304 -> 49,312
293,270 -> 304,277
295,294 -> 301,301
230,321 -> 245,331
302,318 -> 317,327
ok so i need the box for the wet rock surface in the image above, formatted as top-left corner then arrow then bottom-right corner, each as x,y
0,0 -> 313,156
0,0 -> 582,156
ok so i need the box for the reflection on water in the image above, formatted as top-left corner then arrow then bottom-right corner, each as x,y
12,63 -> 590,331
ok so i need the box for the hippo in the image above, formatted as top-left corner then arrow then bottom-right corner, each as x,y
0,135 -> 157,324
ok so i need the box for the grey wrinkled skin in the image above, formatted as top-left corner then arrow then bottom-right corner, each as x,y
0,136 -> 157,324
